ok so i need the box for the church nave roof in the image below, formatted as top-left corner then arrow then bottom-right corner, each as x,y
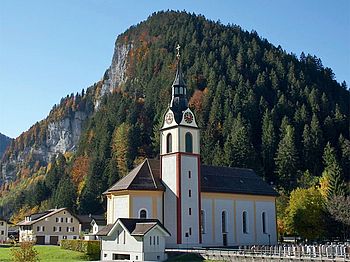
104,159 -> 278,197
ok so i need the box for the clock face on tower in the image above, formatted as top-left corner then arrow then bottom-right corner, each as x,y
165,112 -> 173,124
184,112 -> 193,124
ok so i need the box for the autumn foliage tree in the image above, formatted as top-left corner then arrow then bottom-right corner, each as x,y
11,242 -> 39,262
284,187 -> 326,240
112,123 -> 131,177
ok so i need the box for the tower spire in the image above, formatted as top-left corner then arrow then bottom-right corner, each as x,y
170,44 -> 188,123
176,44 -> 181,59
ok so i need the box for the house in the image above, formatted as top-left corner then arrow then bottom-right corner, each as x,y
97,218 -> 170,261
7,224 -> 19,242
98,47 -> 279,260
91,216 -> 107,236
17,208 -> 80,245
77,214 -> 106,240
77,214 -> 106,233
0,218 -> 8,242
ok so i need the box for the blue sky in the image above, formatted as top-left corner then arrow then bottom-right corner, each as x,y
1,0 -> 349,138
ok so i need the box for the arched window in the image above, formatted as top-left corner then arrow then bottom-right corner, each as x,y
243,211 -> 248,234
179,87 -> 183,94
185,132 -> 193,153
200,210 -> 206,234
221,211 -> 227,233
262,212 -> 266,233
139,209 -> 147,219
174,87 -> 179,95
166,133 -> 172,153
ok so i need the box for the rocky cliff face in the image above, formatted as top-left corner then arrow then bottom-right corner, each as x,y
1,111 -> 88,183
46,111 -> 87,156
0,133 -> 12,158
96,42 -> 131,108
0,42 -> 131,185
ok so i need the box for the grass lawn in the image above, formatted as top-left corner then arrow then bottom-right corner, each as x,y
0,245 -> 90,262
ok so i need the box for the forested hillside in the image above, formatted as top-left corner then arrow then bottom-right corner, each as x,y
1,11 -> 349,239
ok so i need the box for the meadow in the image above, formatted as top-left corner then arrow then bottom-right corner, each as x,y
0,245 -> 89,262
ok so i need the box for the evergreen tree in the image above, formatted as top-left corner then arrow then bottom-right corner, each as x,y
338,135 -> 350,176
32,181 -> 50,206
261,109 -> 277,181
52,175 -> 77,211
322,142 -> 347,199
302,114 -> 323,176
224,114 -> 255,168
45,160 -> 60,193
79,159 -> 105,214
211,141 -> 225,166
275,124 -> 299,191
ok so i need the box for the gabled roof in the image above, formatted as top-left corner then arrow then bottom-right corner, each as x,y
96,218 -> 170,237
30,211 -> 51,221
201,165 -> 279,196
92,217 -> 107,226
17,208 -> 79,226
77,214 -> 105,224
104,159 -> 278,197
104,159 -> 165,194
96,224 -> 114,236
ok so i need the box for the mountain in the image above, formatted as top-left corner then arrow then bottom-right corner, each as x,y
0,133 -> 12,158
0,11 -> 349,221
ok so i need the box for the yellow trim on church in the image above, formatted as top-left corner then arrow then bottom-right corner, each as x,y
129,195 -> 133,217
152,196 -> 158,218
211,199 -> 215,243
202,192 -> 276,201
106,190 -> 163,197
253,200 -> 257,242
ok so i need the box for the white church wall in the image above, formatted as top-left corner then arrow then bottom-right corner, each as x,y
181,155 -> 199,245
200,198 -> 213,245
178,127 -> 200,154
201,197 -> 236,246
214,199 -> 235,245
161,128 -> 179,153
236,200 -> 255,245
161,154 -> 178,245
132,196 -> 153,218
111,195 -> 129,223
255,201 -> 277,245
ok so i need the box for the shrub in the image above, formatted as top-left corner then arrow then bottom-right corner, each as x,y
11,241 -> 39,262
60,239 -> 100,260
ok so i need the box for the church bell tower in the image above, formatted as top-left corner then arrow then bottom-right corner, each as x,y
160,45 -> 201,247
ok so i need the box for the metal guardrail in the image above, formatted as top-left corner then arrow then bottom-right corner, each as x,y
166,244 -> 350,261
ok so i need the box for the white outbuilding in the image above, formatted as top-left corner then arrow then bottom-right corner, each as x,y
97,218 -> 170,261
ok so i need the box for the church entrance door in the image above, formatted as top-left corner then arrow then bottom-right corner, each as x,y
222,233 -> 227,246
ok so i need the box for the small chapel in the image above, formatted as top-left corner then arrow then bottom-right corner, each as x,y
98,47 -> 278,261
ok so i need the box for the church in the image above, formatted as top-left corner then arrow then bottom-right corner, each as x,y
98,47 -> 278,260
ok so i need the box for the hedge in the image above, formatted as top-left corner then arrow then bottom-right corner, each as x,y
60,240 -> 100,260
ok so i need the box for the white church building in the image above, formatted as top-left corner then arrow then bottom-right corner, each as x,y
98,48 -> 278,260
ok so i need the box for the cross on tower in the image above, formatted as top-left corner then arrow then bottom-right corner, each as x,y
176,44 -> 181,59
